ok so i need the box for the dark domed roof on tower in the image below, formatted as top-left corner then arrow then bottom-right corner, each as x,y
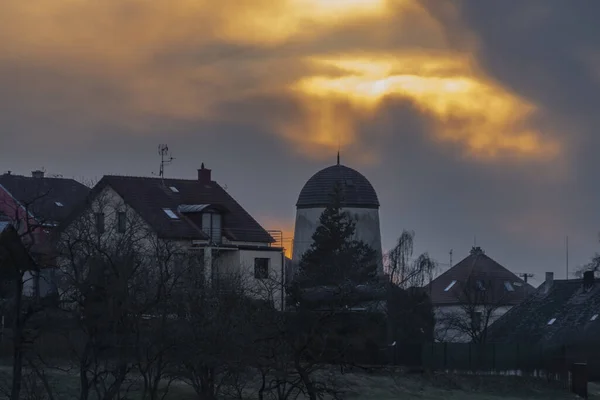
296,162 -> 380,209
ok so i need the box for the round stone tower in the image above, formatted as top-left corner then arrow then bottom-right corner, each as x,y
291,157 -> 383,277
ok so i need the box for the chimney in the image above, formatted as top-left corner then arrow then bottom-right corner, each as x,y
545,272 -> 554,288
31,170 -> 44,179
470,246 -> 484,256
198,163 -> 212,183
584,270 -> 595,290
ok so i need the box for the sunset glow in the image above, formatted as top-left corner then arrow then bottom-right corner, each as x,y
293,54 -> 560,160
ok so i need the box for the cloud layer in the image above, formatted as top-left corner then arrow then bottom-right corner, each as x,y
1,0 -> 598,284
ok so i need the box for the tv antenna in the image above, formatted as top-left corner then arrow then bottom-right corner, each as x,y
517,272 -> 534,284
154,144 -> 174,180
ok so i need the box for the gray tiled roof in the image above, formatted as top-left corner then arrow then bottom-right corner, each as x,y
296,164 -> 379,209
487,278 -> 600,348
0,173 -> 89,224
74,175 -> 275,244
425,247 -> 534,306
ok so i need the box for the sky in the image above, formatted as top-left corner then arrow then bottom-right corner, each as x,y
1,0 -> 600,286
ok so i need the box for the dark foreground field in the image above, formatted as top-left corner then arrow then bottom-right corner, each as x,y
0,366 -> 594,399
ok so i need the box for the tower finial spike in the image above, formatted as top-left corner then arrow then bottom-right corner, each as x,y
337,151 -> 340,165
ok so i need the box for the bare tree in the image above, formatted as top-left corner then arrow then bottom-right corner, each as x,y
52,189 -> 156,400
435,275 -> 508,343
0,180 -> 62,400
385,230 -> 436,289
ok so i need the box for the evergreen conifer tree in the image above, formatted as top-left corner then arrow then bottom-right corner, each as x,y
296,183 -> 378,288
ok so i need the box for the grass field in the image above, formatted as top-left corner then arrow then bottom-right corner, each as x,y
0,366 -> 593,399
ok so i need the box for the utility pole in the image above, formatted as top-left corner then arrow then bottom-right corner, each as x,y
449,249 -> 453,267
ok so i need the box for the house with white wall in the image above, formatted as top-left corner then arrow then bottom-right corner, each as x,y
426,246 -> 534,342
58,164 -> 286,310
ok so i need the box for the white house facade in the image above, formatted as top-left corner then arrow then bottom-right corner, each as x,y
57,165 -> 286,310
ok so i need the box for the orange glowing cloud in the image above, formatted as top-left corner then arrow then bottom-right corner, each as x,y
290,53 -> 559,161
0,0 -> 561,163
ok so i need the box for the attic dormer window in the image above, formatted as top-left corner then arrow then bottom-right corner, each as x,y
444,280 -> 457,291
504,281 -> 515,292
163,208 -> 179,219
55,201 -> 64,207
202,212 -> 222,244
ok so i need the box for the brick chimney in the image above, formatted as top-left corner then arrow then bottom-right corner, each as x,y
31,170 -> 44,178
584,270 -> 595,290
545,272 -> 554,287
198,163 -> 212,183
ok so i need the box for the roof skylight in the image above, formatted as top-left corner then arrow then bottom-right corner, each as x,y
444,280 -> 457,291
163,208 -> 179,219
547,318 -> 556,325
169,186 -> 179,193
55,201 -> 64,207
504,281 -> 515,292
591,314 -> 598,321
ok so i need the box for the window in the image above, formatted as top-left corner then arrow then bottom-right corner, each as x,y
117,212 -> 126,233
547,318 -> 556,325
202,212 -> 222,244
254,258 -> 269,279
504,281 -> 515,292
55,201 -> 64,207
591,314 -> 598,321
444,280 -> 457,291
169,186 -> 179,193
94,213 -> 105,234
163,208 -> 179,219
476,280 -> 486,291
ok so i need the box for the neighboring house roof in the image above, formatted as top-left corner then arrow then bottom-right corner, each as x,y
0,172 -> 90,225
74,172 -> 274,244
425,247 -> 534,306
296,164 -> 380,209
487,275 -> 600,348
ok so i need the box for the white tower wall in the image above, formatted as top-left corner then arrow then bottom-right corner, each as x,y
291,207 -> 384,278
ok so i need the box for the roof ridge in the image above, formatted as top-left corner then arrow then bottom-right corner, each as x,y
103,174 -> 200,182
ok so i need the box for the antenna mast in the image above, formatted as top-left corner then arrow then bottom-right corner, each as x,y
157,144 -> 174,181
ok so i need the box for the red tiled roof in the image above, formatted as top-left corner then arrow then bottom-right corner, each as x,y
425,247 -> 534,306
75,175 -> 274,244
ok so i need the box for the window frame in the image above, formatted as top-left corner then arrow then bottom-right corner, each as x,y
254,257 -> 269,280
94,212 -> 105,234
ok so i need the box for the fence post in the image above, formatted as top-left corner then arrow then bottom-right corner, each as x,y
492,343 -> 496,372
444,342 -> 447,369
469,343 -> 472,371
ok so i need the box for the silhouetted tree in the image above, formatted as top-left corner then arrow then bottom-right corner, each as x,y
294,183 -> 378,292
